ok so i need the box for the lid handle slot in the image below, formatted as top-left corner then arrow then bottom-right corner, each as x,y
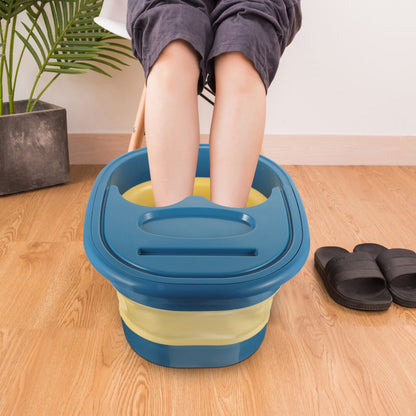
138,248 -> 258,257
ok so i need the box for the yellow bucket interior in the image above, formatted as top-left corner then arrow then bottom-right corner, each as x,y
123,177 -> 267,207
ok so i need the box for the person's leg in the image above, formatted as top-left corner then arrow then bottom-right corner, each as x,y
209,52 -> 266,208
127,1 -> 215,207
206,0 -> 302,208
145,39 -> 201,207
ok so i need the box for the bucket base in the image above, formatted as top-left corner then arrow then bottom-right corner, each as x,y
121,320 -> 267,368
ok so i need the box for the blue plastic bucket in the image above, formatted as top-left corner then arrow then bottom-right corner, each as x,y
83,145 -> 309,367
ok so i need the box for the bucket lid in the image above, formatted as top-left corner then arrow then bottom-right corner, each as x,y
84,145 -> 309,309
103,186 -> 292,278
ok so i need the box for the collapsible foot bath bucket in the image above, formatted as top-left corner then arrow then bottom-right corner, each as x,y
84,144 -> 309,368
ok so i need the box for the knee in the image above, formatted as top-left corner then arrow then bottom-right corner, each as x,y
214,52 -> 265,95
148,39 -> 200,91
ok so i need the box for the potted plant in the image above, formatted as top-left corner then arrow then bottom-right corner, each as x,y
0,0 -> 132,195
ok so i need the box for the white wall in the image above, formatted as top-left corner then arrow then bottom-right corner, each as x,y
274,0 -> 416,135
9,0 -> 416,136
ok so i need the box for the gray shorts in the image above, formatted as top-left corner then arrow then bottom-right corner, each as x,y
127,0 -> 302,95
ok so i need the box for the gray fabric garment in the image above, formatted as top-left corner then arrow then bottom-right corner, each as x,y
127,0 -> 302,95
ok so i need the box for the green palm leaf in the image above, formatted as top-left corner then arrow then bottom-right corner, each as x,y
0,0 -> 36,20
1,0 -> 134,113
16,0 -> 133,110
23,0 -> 130,73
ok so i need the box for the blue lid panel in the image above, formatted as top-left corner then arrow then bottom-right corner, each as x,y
103,186 -> 290,277
83,145 -> 310,310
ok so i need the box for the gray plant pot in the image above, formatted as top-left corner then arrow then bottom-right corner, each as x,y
0,100 -> 70,196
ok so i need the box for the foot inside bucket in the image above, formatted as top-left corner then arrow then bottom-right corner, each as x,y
122,177 -> 267,207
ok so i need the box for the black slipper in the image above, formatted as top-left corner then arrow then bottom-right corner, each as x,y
314,246 -> 392,311
354,244 -> 416,308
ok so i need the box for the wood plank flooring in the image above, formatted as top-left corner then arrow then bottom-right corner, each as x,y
1,164 -> 416,415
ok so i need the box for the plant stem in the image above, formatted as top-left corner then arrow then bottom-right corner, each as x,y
7,15 -> 17,113
29,73 -> 60,112
0,20 -> 10,116
12,7 -> 44,107
26,2 -> 60,112
26,69 -> 41,112
0,23 -> 4,116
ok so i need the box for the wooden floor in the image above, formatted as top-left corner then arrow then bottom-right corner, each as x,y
1,164 -> 416,415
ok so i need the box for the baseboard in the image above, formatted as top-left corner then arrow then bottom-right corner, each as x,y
68,133 -> 416,165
